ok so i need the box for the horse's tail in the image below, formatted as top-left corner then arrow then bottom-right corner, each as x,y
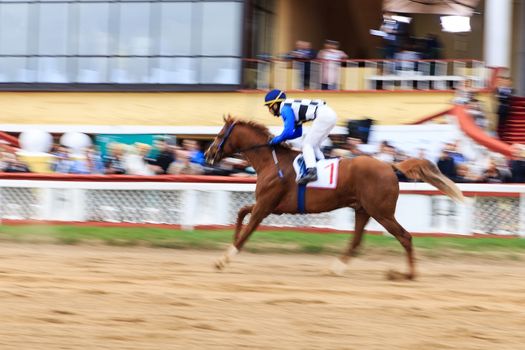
393,158 -> 464,203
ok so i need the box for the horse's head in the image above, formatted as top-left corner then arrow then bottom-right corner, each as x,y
205,115 -> 238,165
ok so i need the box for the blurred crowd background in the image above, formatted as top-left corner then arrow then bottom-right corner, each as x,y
3,103 -> 524,183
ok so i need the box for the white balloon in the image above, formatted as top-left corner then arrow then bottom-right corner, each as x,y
60,132 -> 92,154
19,130 -> 53,153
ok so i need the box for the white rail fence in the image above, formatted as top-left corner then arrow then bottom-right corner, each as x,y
1,179 -> 524,236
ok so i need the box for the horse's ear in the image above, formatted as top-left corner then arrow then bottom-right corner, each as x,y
224,114 -> 234,123
222,114 -> 227,123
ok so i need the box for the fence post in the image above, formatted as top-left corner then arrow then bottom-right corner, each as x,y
518,192 -> 525,237
40,187 -> 54,220
41,188 -> 85,221
181,189 -> 198,230
214,190 -> 230,226
456,197 -> 474,235
330,207 -> 354,230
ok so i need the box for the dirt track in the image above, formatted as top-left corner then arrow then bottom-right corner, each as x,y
0,243 -> 524,350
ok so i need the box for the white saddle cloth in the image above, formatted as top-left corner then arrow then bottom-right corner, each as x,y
292,155 -> 339,189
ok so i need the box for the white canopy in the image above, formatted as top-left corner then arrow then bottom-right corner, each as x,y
383,0 -> 480,16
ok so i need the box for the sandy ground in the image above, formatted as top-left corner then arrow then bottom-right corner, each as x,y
0,244 -> 523,350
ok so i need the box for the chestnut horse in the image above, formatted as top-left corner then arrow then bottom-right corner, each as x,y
205,116 -> 464,279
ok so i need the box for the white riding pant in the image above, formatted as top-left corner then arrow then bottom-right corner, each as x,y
302,105 -> 337,169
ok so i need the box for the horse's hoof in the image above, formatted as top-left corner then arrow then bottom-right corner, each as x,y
214,258 -> 226,271
386,269 -> 413,281
329,258 -> 347,276
214,246 -> 237,271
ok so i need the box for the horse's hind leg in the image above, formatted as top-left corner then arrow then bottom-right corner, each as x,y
234,205 -> 254,242
330,209 -> 370,276
374,216 -> 416,280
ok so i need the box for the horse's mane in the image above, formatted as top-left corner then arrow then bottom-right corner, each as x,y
224,115 -> 291,150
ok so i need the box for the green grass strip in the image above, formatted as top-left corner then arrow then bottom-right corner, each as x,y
0,224 -> 524,257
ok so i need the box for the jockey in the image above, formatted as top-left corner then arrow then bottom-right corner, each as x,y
264,89 -> 337,184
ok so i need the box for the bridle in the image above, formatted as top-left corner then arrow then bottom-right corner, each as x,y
215,122 -> 237,158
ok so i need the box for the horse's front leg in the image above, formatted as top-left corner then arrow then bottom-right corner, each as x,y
233,205 -> 254,243
215,202 -> 271,270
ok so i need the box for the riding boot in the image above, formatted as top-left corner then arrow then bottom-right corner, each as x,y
297,167 -> 318,185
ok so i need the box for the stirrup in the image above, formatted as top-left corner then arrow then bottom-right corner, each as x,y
297,168 -> 318,185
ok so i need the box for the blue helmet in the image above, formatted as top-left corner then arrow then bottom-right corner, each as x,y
264,89 -> 286,108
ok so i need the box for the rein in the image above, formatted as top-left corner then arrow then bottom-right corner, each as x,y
237,144 -> 285,180
236,143 -> 272,153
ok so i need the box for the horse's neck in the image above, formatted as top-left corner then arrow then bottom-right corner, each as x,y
242,145 -> 297,175
241,145 -> 273,173
235,127 -> 297,174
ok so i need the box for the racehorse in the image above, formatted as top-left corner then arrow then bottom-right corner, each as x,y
205,116 -> 464,280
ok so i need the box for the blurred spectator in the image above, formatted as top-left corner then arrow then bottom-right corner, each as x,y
188,140 -> 206,166
103,143 -> 126,175
52,145 -> 89,174
394,148 -> 409,162
417,148 -> 427,160
394,42 -> 421,73
374,141 -> 396,163
71,156 -> 89,174
136,142 -> 153,164
317,40 -> 348,90
437,148 -> 456,179
52,146 -> 73,173
489,154 -> 512,181
379,12 -> 406,59
509,144 -> 525,183
146,138 -> 174,174
453,163 -> 477,183
331,137 -> 366,158
481,159 -> 504,183
168,139 -> 205,175
495,76 -> 513,138
85,146 -> 105,174
444,141 -> 466,164
422,33 -> 443,60
2,152 -> 30,173
287,40 -> 316,89
220,157 -> 256,177
124,143 -> 154,176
